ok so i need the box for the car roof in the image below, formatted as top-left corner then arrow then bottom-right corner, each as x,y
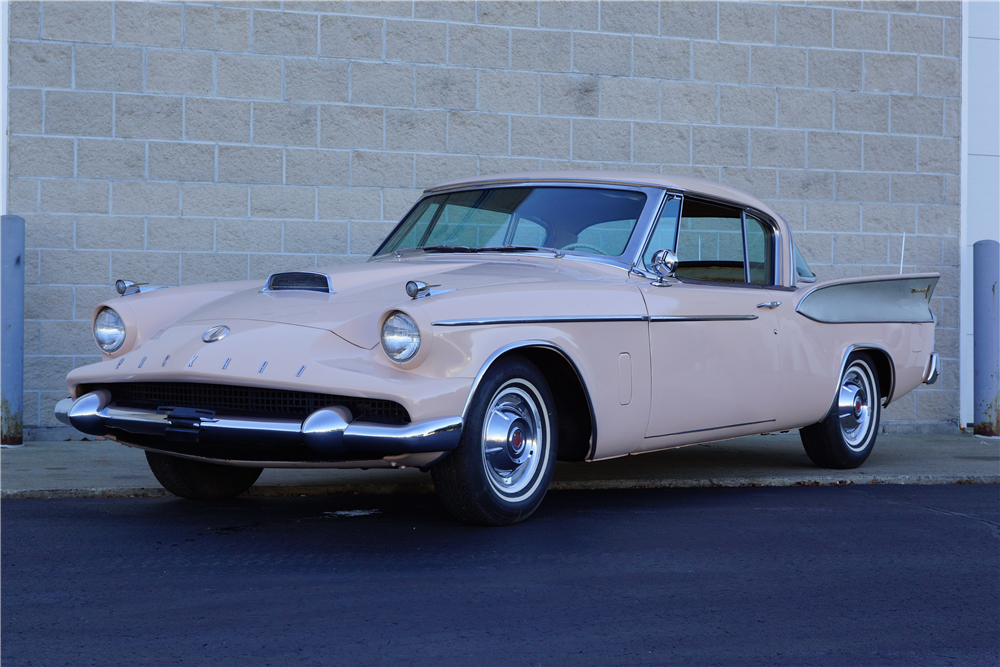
424,170 -> 782,222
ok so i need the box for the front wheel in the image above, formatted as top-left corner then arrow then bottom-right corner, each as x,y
432,355 -> 558,526
800,353 -> 881,469
145,451 -> 263,500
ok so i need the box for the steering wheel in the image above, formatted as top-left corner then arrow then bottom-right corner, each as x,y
561,243 -> 606,255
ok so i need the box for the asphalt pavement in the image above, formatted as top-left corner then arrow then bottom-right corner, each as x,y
2,431 -> 997,499
3,485 -> 997,666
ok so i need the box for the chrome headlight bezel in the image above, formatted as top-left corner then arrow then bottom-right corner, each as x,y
380,310 -> 421,363
94,307 -> 127,353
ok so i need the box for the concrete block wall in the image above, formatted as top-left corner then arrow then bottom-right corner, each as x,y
6,0 -> 961,430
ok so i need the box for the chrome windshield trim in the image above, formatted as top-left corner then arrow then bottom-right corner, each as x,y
649,315 -> 759,322
433,315 -> 649,327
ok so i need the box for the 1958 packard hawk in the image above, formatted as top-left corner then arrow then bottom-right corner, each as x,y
56,171 -> 940,525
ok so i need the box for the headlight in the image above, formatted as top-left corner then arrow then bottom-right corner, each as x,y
94,307 -> 126,353
381,311 -> 420,363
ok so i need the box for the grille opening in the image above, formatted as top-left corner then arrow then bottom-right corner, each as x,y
81,382 -> 410,425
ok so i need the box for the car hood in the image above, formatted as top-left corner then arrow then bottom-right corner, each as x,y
173,255 -> 627,346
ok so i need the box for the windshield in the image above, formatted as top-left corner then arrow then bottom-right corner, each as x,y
375,187 -> 648,257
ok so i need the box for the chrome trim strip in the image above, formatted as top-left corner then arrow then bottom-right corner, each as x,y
117,283 -> 169,297
434,314 -> 759,326
797,272 -> 941,298
425,177 -> 671,194
741,210 -> 751,284
222,357 -> 231,370
433,315 -> 648,326
55,391 -> 464,458
650,315 -> 758,322
646,419 -> 776,439
138,356 -> 146,368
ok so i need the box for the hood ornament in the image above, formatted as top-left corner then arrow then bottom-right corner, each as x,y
202,325 -> 230,343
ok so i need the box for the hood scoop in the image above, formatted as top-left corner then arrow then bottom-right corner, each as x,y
264,271 -> 334,294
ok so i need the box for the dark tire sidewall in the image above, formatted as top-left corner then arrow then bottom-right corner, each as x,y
437,356 -> 558,524
145,450 -> 262,500
801,352 -> 882,469
837,355 -> 880,464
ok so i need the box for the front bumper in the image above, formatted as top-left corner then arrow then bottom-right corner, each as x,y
55,391 -> 463,464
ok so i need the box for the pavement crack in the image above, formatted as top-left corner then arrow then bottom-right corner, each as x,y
856,490 -> 1000,536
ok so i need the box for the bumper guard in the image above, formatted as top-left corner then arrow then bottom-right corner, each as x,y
923,352 -> 940,385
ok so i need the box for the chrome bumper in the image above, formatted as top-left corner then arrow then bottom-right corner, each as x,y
55,390 -> 463,458
923,352 -> 940,385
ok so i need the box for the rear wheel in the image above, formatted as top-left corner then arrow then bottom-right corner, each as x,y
800,353 -> 881,469
432,355 -> 558,526
145,451 -> 262,500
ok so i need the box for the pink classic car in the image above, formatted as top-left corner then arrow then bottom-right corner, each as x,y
56,172 -> 940,525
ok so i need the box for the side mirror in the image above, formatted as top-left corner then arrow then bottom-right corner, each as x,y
650,249 -> 678,286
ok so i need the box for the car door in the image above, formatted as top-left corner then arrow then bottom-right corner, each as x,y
637,197 -> 783,448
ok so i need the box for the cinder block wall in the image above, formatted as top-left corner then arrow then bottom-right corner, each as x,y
6,0 -> 961,431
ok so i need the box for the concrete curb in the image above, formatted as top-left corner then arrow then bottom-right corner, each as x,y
3,474 -> 996,500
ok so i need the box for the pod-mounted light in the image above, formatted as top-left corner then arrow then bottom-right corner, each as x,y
381,311 -> 421,363
114,279 -> 169,297
94,307 -> 127,353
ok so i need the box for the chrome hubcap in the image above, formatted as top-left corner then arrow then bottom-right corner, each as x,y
838,365 -> 874,451
481,384 -> 546,497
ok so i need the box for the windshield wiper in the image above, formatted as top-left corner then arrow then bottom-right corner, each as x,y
421,245 -> 476,253
476,246 -> 565,258
420,245 -> 565,258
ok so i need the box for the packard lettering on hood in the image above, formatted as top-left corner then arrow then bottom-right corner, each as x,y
55,172 -> 940,526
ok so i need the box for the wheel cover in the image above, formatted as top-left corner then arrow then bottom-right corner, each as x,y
481,382 -> 547,498
838,364 -> 874,451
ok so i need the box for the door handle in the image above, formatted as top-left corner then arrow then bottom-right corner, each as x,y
756,301 -> 781,309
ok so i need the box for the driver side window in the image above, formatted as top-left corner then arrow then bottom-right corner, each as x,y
674,200 -> 745,283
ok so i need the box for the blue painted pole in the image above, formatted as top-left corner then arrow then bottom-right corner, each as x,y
1,215 -> 26,446
973,240 -> 999,437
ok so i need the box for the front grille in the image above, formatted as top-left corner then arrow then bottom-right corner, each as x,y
80,382 -> 410,424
